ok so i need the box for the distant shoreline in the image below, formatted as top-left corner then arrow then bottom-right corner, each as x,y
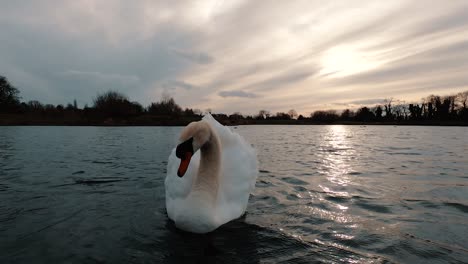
2,76 -> 468,128
1,114 -> 467,127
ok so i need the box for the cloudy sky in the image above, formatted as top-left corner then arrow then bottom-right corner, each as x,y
1,1 -> 467,115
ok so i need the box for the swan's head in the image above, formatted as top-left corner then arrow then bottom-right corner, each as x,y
175,121 -> 212,177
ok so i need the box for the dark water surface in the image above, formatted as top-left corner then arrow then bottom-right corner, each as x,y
1,125 -> 467,263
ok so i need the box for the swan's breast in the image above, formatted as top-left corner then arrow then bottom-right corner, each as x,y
172,192 -> 219,233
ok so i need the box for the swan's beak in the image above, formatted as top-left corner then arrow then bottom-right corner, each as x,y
176,137 -> 194,177
177,152 -> 192,177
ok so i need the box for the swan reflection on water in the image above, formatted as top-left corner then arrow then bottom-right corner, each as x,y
131,216 -> 376,264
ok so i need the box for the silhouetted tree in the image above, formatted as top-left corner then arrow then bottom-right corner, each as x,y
273,112 -> 291,120
229,112 -> 243,120
384,98 -> 393,120
457,91 -> 468,121
184,108 -> 195,116
148,97 -> 182,116
212,113 -> 228,120
66,103 -> 75,111
245,115 -> 254,120
44,104 -> 55,112
435,96 -> 451,119
256,110 -> 270,120
374,105 -> 383,120
311,110 -> 339,123
355,107 -> 375,122
426,98 -> 434,119
447,95 -> 457,116
425,95 -> 454,120
0,76 -> 20,112
340,109 -> 354,121
130,101 -> 144,115
409,104 -> 423,120
28,100 -> 44,111
392,101 -> 408,121
93,90 -> 135,117
287,109 -> 298,119
457,91 -> 468,110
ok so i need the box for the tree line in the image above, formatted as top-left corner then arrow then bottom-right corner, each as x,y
303,94 -> 468,124
0,75 -> 202,125
1,75 -> 467,125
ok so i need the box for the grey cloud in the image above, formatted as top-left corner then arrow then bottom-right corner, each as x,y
206,64 -> 264,90
247,68 -> 317,92
310,7 -> 410,53
351,98 -> 385,105
395,76 -> 468,95
172,49 -> 214,64
218,90 -> 259,98
200,52 -> 317,98
335,98 -> 385,106
366,6 -> 468,53
163,80 -> 199,90
0,3 -> 204,105
409,7 -> 468,39
205,54 -> 313,92
60,70 -> 140,84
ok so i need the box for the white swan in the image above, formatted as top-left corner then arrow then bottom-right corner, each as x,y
165,114 -> 258,233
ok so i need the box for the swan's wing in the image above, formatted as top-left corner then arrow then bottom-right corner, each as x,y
203,114 -> 259,220
202,114 -> 251,151
220,140 -> 258,208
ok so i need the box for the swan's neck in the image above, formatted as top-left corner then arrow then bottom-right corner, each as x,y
193,132 -> 221,201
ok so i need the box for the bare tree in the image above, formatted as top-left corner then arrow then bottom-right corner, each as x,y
374,105 -> 383,120
456,91 -> 468,110
257,109 -> 270,119
287,109 -> 298,119
457,90 -> 468,120
383,98 -> 393,119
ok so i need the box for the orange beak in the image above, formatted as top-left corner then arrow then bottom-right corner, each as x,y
177,152 -> 192,177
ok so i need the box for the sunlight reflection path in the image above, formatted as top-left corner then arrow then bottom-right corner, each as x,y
315,126 -> 358,238
320,125 -> 356,188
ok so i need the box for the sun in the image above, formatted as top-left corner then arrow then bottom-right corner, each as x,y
319,45 -> 383,78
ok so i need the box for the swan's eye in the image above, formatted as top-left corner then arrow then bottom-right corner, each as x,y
176,137 -> 194,159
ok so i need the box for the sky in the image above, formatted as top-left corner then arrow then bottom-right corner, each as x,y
1,1 -> 468,115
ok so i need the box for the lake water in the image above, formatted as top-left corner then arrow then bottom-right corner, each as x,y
1,125 -> 467,263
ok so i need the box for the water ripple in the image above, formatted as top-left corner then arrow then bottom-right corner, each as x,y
1,125 -> 467,263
